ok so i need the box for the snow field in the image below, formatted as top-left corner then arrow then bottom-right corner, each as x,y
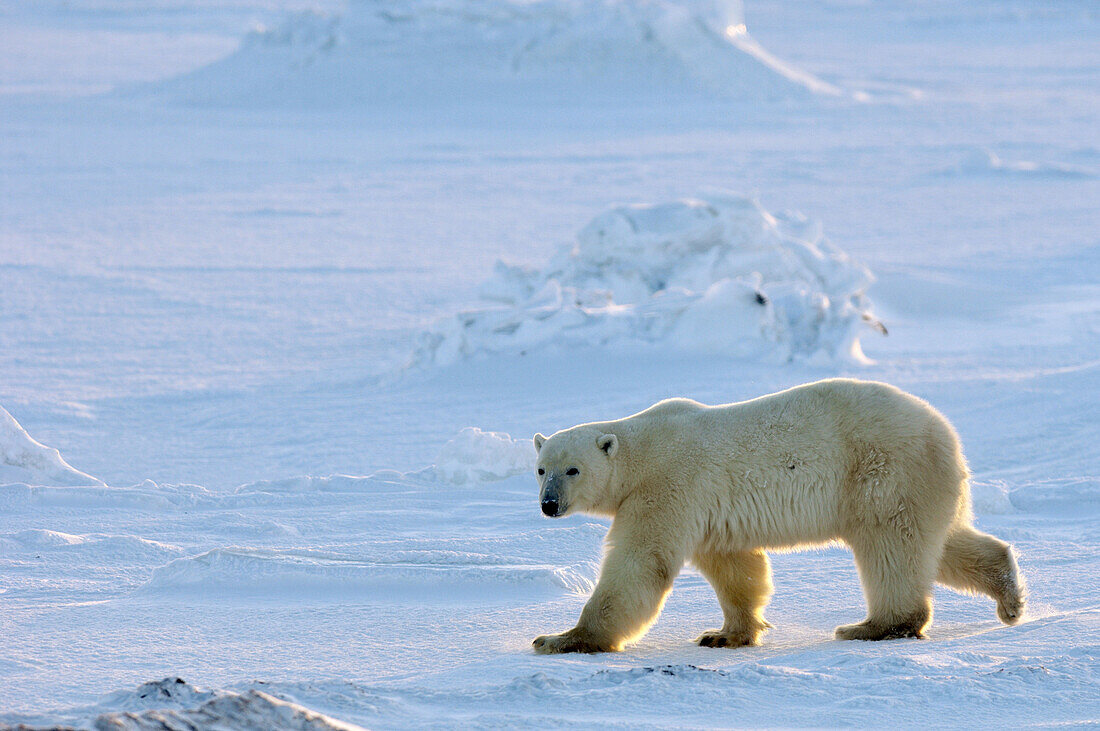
1,0 -> 1099,726
0,411 -> 1097,725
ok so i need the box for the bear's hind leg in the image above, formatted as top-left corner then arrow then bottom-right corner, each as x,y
837,533 -> 939,641
937,525 -> 1026,625
693,549 -> 773,648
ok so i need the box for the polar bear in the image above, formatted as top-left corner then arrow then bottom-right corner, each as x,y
531,378 -> 1025,654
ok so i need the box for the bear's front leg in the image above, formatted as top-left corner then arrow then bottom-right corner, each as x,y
533,526 -> 682,654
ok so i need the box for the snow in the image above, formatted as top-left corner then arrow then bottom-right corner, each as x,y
2,0 -> 1100,727
413,194 -> 881,367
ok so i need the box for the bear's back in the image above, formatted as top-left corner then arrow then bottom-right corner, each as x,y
640,397 -> 707,417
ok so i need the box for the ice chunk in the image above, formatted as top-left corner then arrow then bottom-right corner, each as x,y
412,194 -> 882,368
434,427 -> 536,485
0,404 -> 104,486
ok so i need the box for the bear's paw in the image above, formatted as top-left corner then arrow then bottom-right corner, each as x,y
532,629 -> 616,654
834,620 -> 926,641
694,627 -> 766,649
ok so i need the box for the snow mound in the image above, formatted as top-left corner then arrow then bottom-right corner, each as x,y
1008,477 -> 1099,515
0,527 -> 84,548
142,546 -> 596,599
412,194 -> 882,367
145,0 -> 839,109
434,427 -> 535,485
0,404 -> 104,487
94,680 -> 361,731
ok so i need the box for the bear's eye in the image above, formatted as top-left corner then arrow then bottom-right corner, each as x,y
537,468 -> 545,475
566,467 -> 580,476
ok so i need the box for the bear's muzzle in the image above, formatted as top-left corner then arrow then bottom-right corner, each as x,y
540,476 -> 564,517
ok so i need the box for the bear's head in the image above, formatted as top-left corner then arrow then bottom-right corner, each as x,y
532,426 -> 619,518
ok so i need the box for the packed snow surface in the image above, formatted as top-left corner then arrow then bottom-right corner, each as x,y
414,195 -> 881,368
2,0 -> 1099,728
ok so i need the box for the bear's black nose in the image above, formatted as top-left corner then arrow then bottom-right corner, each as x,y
541,499 -> 559,517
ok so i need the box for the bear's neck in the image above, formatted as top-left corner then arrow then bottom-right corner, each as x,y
596,419 -> 686,516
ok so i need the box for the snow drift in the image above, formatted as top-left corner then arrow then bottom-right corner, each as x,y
0,529 -> 181,560
141,545 -> 597,599
0,480 -> 216,512
412,193 -> 883,368
234,473 -> 403,495
143,0 -> 839,108
942,148 -> 1098,181
0,404 -> 104,486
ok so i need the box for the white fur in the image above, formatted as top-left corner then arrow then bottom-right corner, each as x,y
531,378 -> 1025,653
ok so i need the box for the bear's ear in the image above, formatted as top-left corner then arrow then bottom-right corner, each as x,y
533,433 -> 546,453
596,434 -> 619,457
